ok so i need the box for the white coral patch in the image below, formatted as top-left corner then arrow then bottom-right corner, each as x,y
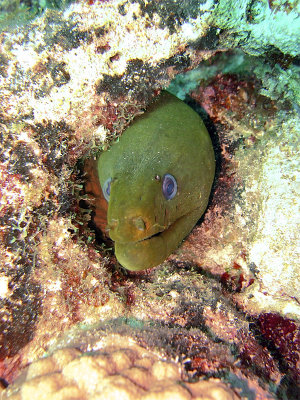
248,116 -> 300,301
10,45 -> 40,71
0,275 -> 10,298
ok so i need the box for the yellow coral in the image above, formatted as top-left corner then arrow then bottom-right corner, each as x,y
2,335 -> 239,400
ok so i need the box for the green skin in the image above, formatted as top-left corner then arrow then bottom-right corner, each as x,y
97,91 -> 215,271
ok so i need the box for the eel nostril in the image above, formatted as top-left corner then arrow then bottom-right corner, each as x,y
132,217 -> 146,231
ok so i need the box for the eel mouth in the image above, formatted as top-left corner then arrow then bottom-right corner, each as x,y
113,207 -> 204,271
133,216 -> 184,244
111,220 -> 174,245
137,228 -> 165,243
112,227 -> 167,246
116,209 -> 196,245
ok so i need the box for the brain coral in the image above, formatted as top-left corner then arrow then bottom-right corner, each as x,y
2,335 -> 239,400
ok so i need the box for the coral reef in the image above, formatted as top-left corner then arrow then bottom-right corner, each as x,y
0,0 -> 299,398
0,0 -> 216,372
2,335 -> 241,400
178,71 -> 300,319
214,0 -> 299,57
0,0 -> 75,31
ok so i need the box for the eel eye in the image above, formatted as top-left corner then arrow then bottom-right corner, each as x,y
162,174 -> 177,200
102,178 -> 112,202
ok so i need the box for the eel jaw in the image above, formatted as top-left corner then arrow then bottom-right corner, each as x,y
114,207 -> 203,271
136,227 -> 166,242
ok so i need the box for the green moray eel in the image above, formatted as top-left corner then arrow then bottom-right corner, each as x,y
97,91 -> 215,271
